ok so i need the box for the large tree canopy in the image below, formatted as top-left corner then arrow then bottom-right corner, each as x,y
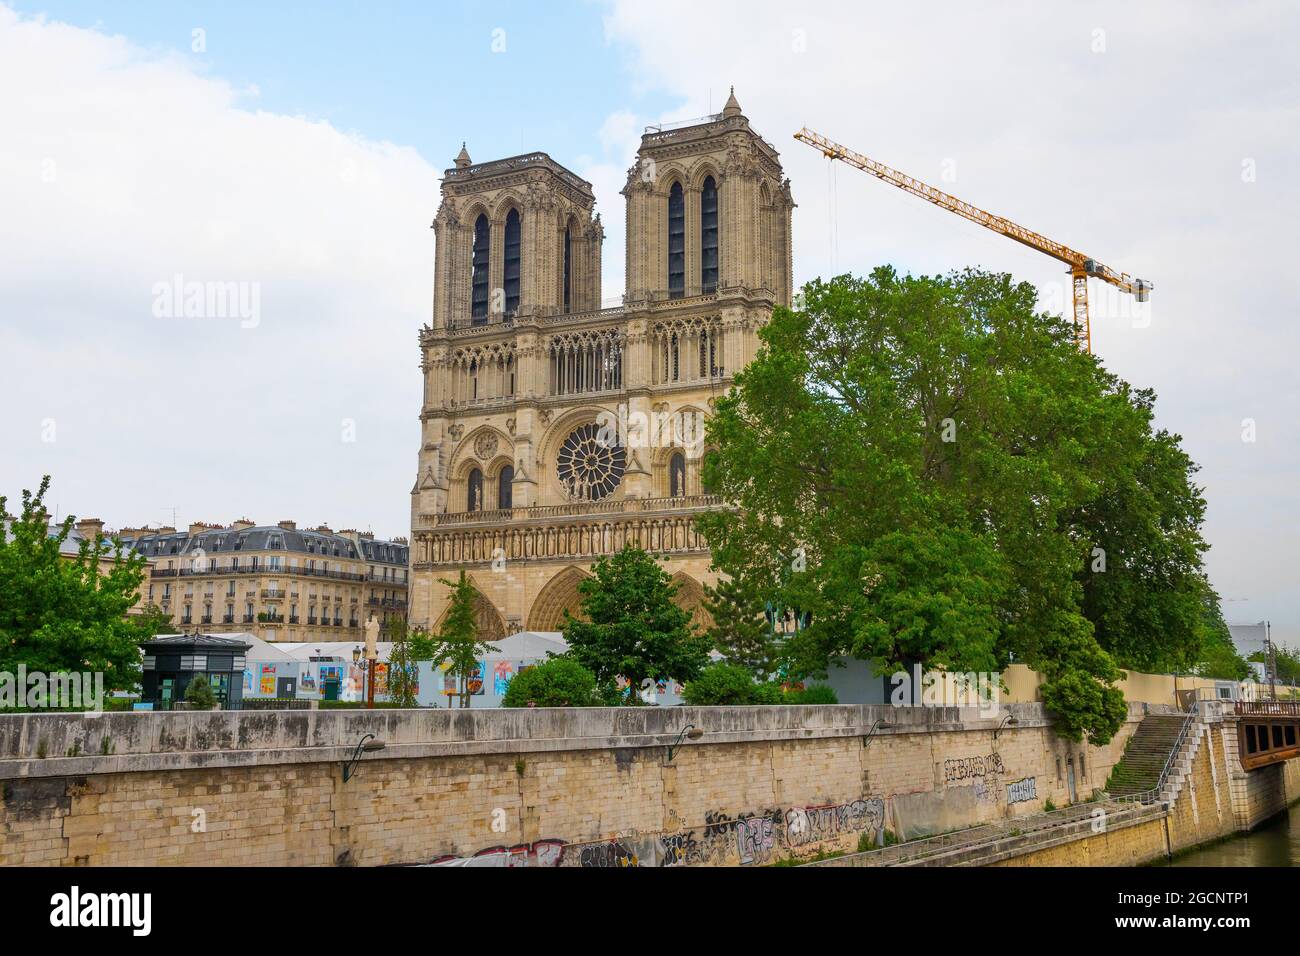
0,476 -> 157,695
699,268 -> 1212,743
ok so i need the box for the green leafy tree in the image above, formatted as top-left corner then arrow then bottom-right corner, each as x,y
1247,647 -> 1299,684
562,546 -> 712,699
383,616 -> 434,707
1193,585 -> 1250,681
184,674 -> 216,709
702,575 -> 783,681
501,657 -> 602,707
0,476 -> 155,696
699,269 -> 1215,744
428,572 -> 497,708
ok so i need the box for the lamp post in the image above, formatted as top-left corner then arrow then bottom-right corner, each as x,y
351,644 -> 377,709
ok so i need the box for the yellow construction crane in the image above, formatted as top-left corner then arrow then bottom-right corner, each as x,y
794,128 -> 1151,353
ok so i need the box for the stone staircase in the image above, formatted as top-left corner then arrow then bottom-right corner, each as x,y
1106,709 -> 1201,803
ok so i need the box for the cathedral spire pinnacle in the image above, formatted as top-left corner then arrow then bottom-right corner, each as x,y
722,86 -> 742,118
454,142 -> 472,168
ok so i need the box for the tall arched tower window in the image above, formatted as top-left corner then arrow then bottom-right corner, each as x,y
504,208 -> 522,316
667,182 -> 685,298
468,468 -> 484,512
563,226 -> 572,313
498,464 -> 514,510
471,214 -> 490,324
701,176 -> 718,294
669,452 -> 686,498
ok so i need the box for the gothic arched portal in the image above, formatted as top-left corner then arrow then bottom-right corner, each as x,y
669,571 -> 713,633
435,584 -> 507,644
528,566 -> 591,633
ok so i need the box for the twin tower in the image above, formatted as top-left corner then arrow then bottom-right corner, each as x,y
410,91 -> 795,640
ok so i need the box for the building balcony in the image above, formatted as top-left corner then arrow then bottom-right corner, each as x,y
150,564 -> 367,583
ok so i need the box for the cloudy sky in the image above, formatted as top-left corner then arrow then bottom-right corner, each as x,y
1,1 -> 1296,643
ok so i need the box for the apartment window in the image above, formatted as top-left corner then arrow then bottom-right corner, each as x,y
700,175 -> 719,293
667,182 -> 685,297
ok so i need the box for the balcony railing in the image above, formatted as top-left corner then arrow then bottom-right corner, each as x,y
151,564 -> 367,583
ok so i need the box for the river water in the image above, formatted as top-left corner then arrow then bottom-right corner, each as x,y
1159,808 -> 1299,866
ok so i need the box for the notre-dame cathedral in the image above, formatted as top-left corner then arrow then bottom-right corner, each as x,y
409,91 -> 794,640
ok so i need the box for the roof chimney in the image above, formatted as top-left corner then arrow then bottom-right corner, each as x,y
232,518 -> 255,531
75,517 -> 105,538
278,520 -> 297,531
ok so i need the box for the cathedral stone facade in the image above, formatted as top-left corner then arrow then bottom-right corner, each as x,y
409,91 -> 794,640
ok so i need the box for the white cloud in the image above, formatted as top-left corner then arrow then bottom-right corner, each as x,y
601,0 -> 1300,643
0,6 -> 436,538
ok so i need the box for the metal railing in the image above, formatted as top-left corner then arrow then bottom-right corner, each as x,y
1110,703 -> 1201,806
826,800 -> 1145,867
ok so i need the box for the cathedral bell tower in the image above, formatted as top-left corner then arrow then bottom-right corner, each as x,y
410,91 -> 793,642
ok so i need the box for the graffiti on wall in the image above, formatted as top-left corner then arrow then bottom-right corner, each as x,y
576,797 -> 885,868
425,796 -> 888,868
430,838 -> 566,868
943,752 -> 1006,783
1006,777 -> 1038,804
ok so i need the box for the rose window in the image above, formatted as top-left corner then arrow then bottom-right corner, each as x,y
556,423 -> 626,501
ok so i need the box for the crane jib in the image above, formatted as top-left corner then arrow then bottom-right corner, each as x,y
795,127 -> 1153,353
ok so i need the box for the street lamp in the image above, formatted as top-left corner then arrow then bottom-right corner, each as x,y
351,644 -> 377,709
665,724 -> 704,762
342,733 -> 386,783
994,714 -> 1019,741
862,718 -> 892,748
